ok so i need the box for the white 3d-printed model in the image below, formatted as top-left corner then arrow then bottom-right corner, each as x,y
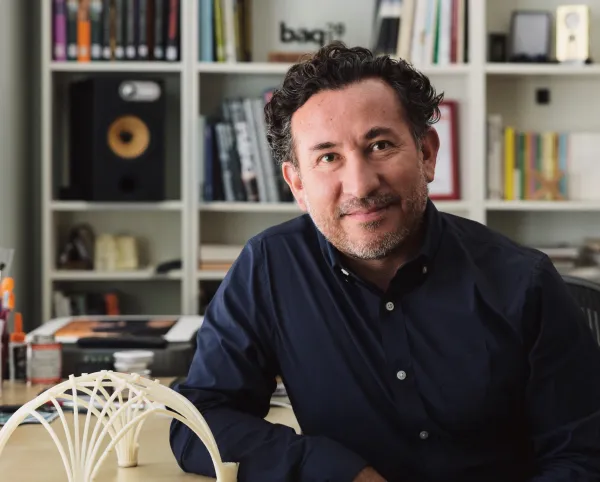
0,371 -> 238,482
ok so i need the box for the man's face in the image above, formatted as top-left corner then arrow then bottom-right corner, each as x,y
283,78 -> 439,260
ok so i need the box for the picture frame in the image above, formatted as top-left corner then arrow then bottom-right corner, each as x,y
508,10 -> 553,62
429,100 -> 460,201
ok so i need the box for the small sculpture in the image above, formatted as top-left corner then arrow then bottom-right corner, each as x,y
0,371 -> 237,481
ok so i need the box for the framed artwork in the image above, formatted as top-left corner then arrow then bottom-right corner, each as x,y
429,100 -> 460,200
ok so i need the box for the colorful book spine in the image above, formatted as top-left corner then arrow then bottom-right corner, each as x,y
558,133 -> 569,198
153,0 -> 165,60
66,0 -> 78,60
90,0 -> 104,60
166,0 -> 180,61
53,0 -> 67,61
77,0 -> 91,62
503,126 -> 515,200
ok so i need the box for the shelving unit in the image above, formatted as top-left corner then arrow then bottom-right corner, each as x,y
39,0 -> 600,322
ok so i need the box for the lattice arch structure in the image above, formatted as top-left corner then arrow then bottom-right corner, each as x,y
0,371 -> 238,482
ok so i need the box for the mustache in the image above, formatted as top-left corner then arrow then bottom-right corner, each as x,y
337,193 -> 402,217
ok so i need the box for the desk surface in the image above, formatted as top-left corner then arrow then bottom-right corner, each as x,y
0,380 -> 299,481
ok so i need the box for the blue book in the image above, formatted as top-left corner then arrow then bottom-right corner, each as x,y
558,133 -> 569,198
199,0 -> 214,61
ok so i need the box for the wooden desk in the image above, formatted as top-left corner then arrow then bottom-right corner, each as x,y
0,380 -> 300,481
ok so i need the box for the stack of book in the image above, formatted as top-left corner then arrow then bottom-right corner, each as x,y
52,0 -> 181,63
371,0 -> 469,65
53,291 -> 121,317
487,115 -> 571,201
198,244 -> 243,271
198,0 -> 252,62
200,91 -> 294,204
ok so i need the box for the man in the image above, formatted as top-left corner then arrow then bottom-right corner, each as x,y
170,42 -> 600,481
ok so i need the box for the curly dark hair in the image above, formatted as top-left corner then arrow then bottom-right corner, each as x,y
264,41 -> 444,167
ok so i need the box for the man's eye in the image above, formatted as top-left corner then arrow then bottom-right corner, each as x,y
320,153 -> 336,163
372,141 -> 390,151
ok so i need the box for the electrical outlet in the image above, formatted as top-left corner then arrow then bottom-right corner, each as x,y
536,88 -> 550,105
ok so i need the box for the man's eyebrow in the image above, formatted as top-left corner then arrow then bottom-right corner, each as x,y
308,127 -> 395,151
364,126 -> 394,140
309,141 -> 337,152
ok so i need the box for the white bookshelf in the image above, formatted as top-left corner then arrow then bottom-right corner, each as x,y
39,0 -> 600,322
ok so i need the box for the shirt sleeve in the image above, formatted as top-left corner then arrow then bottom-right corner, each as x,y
169,240 -> 368,482
524,255 -> 600,481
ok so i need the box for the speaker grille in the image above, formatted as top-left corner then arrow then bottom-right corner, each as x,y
107,115 -> 151,159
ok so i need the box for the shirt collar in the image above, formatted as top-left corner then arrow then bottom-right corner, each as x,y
316,197 -> 444,271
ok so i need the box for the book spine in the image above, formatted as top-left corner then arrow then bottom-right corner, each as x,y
90,0 -> 103,60
153,0 -> 165,60
166,0 -> 179,61
486,114 -> 503,200
146,0 -> 155,60
242,98 -> 267,202
53,0 -> 67,61
450,0 -> 458,63
138,0 -> 149,59
125,0 -> 136,59
215,123 -> 236,202
114,0 -> 125,59
457,0 -> 466,63
77,0 -> 91,62
202,117 -> 213,202
558,133 -> 568,198
252,98 -> 279,202
102,0 -> 113,59
199,0 -> 214,61
66,0 -> 78,60
214,0 -> 225,62
228,99 -> 259,202
529,133 -> 537,198
503,126 -> 515,201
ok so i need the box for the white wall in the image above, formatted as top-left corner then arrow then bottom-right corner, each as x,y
0,0 -> 31,326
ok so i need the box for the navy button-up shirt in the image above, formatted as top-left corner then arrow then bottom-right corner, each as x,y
170,200 -> 600,481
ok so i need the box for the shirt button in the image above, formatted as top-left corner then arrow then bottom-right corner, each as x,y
385,301 -> 395,311
419,431 -> 429,440
396,370 -> 407,380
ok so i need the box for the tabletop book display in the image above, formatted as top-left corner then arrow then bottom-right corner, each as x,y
0,371 -> 238,482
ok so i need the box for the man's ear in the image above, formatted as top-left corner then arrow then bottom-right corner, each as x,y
282,161 -> 307,212
420,127 -> 440,183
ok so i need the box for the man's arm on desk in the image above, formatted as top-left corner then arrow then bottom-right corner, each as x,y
169,241 -> 369,482
524,257 -> 600,481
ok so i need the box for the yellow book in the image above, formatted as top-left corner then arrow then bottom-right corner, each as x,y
214,0 -> 225,62
504,127 -> 515,200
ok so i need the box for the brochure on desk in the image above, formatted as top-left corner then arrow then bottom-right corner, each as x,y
26,315 -> 204,344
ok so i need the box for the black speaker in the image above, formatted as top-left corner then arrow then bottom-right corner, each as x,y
67,77 -> 166,201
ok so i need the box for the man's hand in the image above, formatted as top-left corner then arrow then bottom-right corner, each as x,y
353,466 -> 387,482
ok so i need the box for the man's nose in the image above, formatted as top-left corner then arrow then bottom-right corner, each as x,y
341,154 -> 381,199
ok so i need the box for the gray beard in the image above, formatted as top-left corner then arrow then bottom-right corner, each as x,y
305,170 -> 429,261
